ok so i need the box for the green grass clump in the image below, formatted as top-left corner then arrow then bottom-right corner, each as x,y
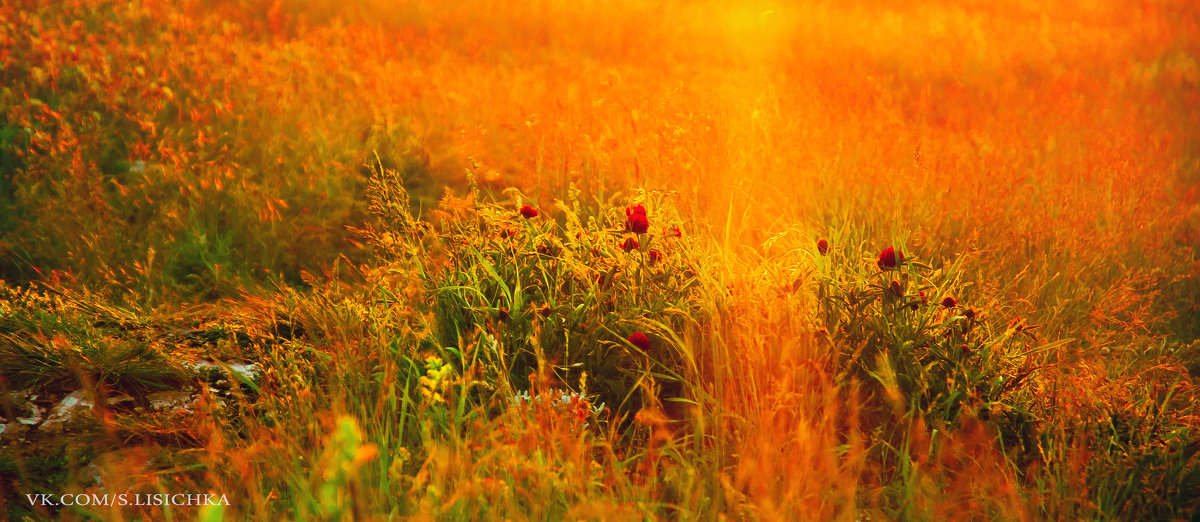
360,163 -> 708,424
0,283 -> 185,394
813,235 -> 1048,428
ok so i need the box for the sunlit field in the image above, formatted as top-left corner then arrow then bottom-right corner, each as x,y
2,0 -> 1199,519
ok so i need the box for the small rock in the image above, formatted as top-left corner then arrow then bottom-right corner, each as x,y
16,409 -> 43,425
0,422 -> 29,444
3,390 -> 42,425
39,390 -> 94,433
146,391 -> 193,412
37,391 -> 131,432
108,393 -> 135,405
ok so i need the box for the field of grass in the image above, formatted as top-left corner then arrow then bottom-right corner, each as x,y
2,0 -> 1199,519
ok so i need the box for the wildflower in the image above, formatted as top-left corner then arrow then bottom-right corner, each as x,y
963,308 -> 977,320
669,227 -> 682,238
625,204 -> 647,217
648,250 -> 663,264
419,357 -> 452,404
889,279 -> 904,297
908,290 -> 926,310
539,304 -> 552,318
496,307 -> 510,322
625,212 -> 650,234
941,296 -> 957,309
621,237 -> 639,252
627,331 -> 651,351
876,247 -> 904,270
817,238 -> 829,255
519,205 -> 539,219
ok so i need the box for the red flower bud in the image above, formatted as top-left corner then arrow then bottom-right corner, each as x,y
648,250 -> 663,264
625,212 -> 650,234
625,204 -> 647,217
621,237 -> 639,252
519,205 -> 538,219
889,279 -> 904,297
817,238 -> 829,256
627,331 -> 651,351
876,247 -> 904,270
941,296 -> 957,309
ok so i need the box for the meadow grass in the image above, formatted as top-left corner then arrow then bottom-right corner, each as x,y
2,0 -> 1199,520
